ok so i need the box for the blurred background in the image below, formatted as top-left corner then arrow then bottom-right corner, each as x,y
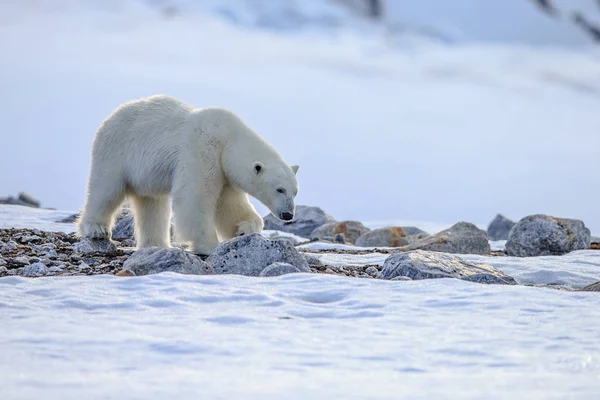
1,0 -> 599,233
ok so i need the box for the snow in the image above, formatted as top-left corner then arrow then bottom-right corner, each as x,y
2,272 -> 600,399
1,1 -> 600,234
0,205 -> 77,234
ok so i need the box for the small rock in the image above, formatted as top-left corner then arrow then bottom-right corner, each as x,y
22,262 -> 48,277
72,238 -> 117,254
487,214 -> 516,241
206,233 -> 311,276
310,221 -> 371,244
380,250 -> 516,285
112,208 -> 135,241
119,238 -> 137,247
0,266 -> 7,274
59,213 -> 80,223
400,222 -> 491,255
334,233 -> 345,243
302,253 -> 323,267
581,281 -> 600,292
391,276 -> 412,281
48,266 -> 63,273
123,247 -> 212,276
365,266 -> 379,277
263,205 -> 336,238
116,269 -> 136,277
506,214 -> 591,257
0,240 -> 18,253
259,262 -> 302,277
32,243 -> 58,258
77,262 -> 91,272
12,256 -> 30,266
0,257 -> 6,267
355,227 -> 409,248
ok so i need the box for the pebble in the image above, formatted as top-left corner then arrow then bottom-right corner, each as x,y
22,262 -> 48,277
365,266 -> 379,277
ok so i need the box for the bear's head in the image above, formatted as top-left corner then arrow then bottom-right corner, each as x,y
250,161 -> 299,221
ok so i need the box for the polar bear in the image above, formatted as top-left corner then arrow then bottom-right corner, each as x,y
77,94 -> 299,255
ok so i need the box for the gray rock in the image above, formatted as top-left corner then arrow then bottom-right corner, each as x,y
0,193 -> 39,208
72,238 -> 117,254
112,208 -> 135,241
582,281 -> 600,292
259,262 -> 302,277
365,266 -> 379,277
334,233 -> 345,243
391,276 -> 412,281
18,192 -> 41,208
401,226 -> 430,237
355,227 -> 410,248
0,266 -> 7,274
0,240 -> 18,253
380,250 -> 517,285
48,266 -> 63,273
0,257 -> 5,266
32,243 -> 58,258
12,256 -> 30,266
59,213 -> 80,223
310,220 -> 371,244
487,214 -> 516,241
399,222 -> 491,255
302,253 -> 322,267
123,247 -> 213,276
263,205 -> 336,238
22,262 -> 48,277
506,214 -> 591,257
206,233 -> 311,276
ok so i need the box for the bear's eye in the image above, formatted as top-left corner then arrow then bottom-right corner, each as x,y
277,188 -> 286,194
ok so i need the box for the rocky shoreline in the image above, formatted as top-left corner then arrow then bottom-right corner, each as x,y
1,203 -> 599,292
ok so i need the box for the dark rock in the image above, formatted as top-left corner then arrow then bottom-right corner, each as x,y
487,214 -> 516,241
22,262 -> 48,277
123,247 -> 212,276
355,227 -> 410,248
506,214 -> 591,257
72,238 -> 117,254
310,220 -> 371,244
206,233 -> 311,276
380,250 -> 517,285
582,281 -> 600,292
59,213 -> 80,223
399,222 -> 491,255
18,192 -> 41,208
263,205 -> 335,238
112,208 -> 135,241
334,233 -> 345,243
259,262 -> 302,277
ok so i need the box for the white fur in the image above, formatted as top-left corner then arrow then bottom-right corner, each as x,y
77,94 -> 299,254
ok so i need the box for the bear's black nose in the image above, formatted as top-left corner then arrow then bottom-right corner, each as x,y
281,212 -> 294,221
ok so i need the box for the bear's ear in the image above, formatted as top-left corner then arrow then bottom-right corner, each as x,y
254,162 -> 264,175
291,164 -> 299,175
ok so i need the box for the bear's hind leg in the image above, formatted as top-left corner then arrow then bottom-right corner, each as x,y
130,195 -> 172,249
77,179 -> 126,240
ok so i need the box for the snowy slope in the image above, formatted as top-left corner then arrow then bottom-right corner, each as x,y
1,1 -> 599,233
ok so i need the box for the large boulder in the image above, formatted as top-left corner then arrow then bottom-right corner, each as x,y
310,220 -> 370,244
206,233 -> 310,276
487,214 -> 515,241
380,250 -> 517,285
355,227 -> 410,248
506,214 -> 591,257
263,205 -> 336,238
123,247 -> 213,276
399,222 -> 490,255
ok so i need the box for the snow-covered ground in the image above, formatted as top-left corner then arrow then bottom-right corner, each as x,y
1,0 -> 600,233
2,269 -> 600,399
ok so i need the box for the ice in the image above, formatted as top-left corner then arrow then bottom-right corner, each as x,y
1,272 -> 600,399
